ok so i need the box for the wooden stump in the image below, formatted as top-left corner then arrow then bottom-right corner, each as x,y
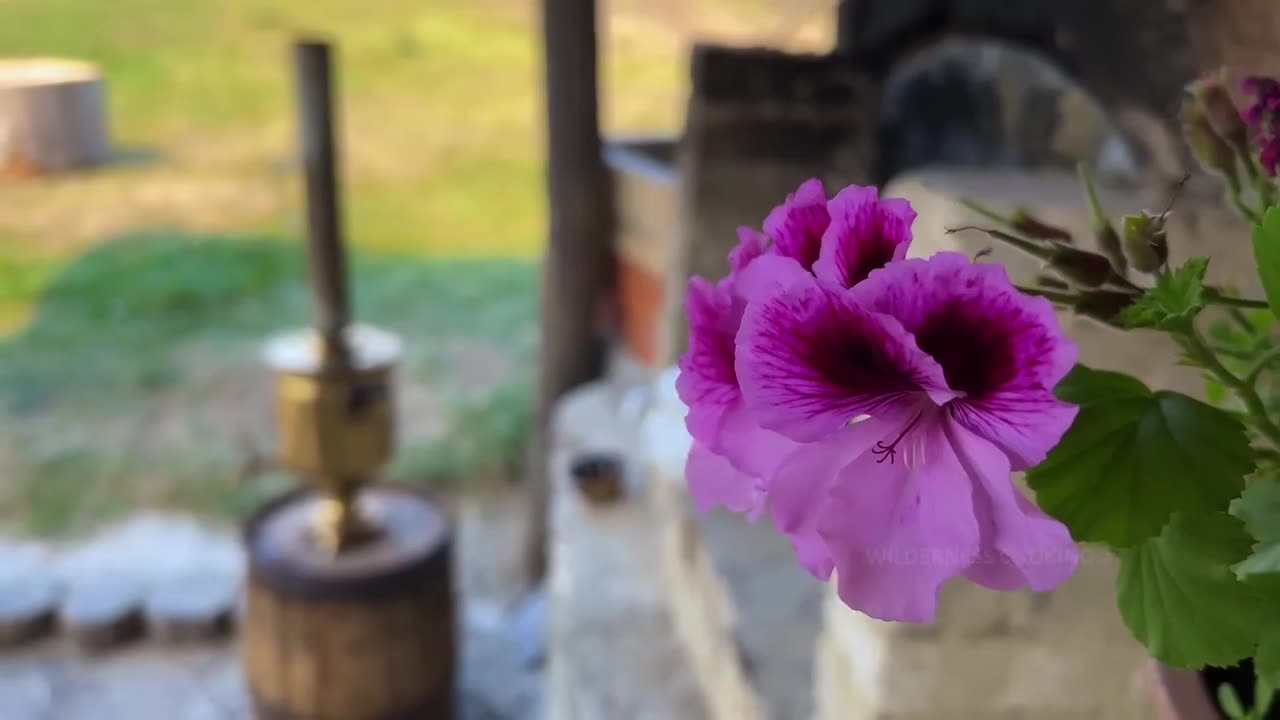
241,485 -> 456,720
0,59 -> 109,175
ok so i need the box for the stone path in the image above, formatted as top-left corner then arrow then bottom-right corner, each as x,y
0,488 -> 545,720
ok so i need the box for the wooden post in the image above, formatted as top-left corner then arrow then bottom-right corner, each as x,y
835,0 -> 861,54
524,0 -> 614,586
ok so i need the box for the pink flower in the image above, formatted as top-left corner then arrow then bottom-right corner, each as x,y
1242,75 -> 1280,175
737,252 -> 1080,622
764,179 -> 917,288
677,179 -> 916,518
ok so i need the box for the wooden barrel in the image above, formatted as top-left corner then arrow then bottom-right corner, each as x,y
241,484 -> 455,720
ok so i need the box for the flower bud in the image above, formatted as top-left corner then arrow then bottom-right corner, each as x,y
1190,73 -> 1248,150
1049,246 -> 1113,289
1181,98 -> 1238,177
1011,209 -> 1073,243
1074,289 -> 1137,326
1121,211 -> 1169,273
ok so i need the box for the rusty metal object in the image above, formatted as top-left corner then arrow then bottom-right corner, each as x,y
570,451 -> 626,504
264,325 -> 400,552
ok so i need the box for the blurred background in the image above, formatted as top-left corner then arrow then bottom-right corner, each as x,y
3,0 -> 1275,718
0,0 -> 830,534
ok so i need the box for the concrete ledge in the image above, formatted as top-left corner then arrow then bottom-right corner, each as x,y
644,368 -> 821,720
546,381 -> 704,720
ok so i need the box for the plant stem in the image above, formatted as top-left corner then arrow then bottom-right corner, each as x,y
1227,306 -> 1254,334
1184,324 -> 1280,448
1015,285 -> 1077,304
1226,172 -> 1263,224
1237,143 -> 1276,208
1244,345 -> 1280,386
957,198 -> 1019,230
1212,343 -> 1256,361
1203,287 -> 1271,310
946,225 -> 1049,259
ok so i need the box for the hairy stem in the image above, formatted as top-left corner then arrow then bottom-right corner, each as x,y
1226,172 -> 1263,224
1015,284 -> 1077,305
1244,345 -> 1280,386
1184,324 -> 1280,448
1203,287 -> 1270,310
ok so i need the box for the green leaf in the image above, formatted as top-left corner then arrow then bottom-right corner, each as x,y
1251,204 -> 1280,321
1218,683 -> 1247,719
1116,257 -> 1209,330
1230,476 -> 1280,578
1117,513 -> 1271,669
1257,625 -> 1280,691
1029,366 -> 1254,547
1206,375 -> 1228,405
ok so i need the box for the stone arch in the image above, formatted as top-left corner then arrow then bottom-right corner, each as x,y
837,0 -> 1197,183
873,36 -> 1142,182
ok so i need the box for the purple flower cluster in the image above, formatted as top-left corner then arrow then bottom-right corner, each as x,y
1243,76 -> 1280,176
677,179 -> 1081,622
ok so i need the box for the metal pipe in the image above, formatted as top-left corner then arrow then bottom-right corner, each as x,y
293,40 -> 351,355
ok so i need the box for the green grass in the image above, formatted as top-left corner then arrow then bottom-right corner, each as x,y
0,231 -> 537,534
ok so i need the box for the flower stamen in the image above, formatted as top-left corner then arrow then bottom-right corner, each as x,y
871,413 -> 924,464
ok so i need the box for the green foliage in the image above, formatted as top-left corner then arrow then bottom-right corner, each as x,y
1028,366 -> 1253,548
1258,626 -> 1280,690
1116,257 -> 1209,330
1220,683 -> 1248,719
1231,476 -> 1280,579
1116,513 -> 1271,669
1252,205 -> 1280,321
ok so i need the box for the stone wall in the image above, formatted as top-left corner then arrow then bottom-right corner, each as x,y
1186,0 -> 1280,75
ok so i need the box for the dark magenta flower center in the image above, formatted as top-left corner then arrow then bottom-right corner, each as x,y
913,302 -> 1016,399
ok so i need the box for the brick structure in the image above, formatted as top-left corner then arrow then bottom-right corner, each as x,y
656,45 -> 880,365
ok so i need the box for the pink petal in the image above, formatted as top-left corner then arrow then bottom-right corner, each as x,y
763,178 -> 830,270
818,421 -> 981,622
767,419 -> 896,579
715,402 -> 799,484
948,388 -> 1078,470
944,421 -> 1078,592
852,252 -> 1078,462
732,254 -> 814,305
854,252 -> 1077,390
813,185 -> 915,289
677,275 -> 741,445
736,280 -> 953,442
687,441 -> 765,517
730,227 -> 769,272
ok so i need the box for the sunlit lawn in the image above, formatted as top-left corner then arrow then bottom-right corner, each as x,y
0,0 -> 827,533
